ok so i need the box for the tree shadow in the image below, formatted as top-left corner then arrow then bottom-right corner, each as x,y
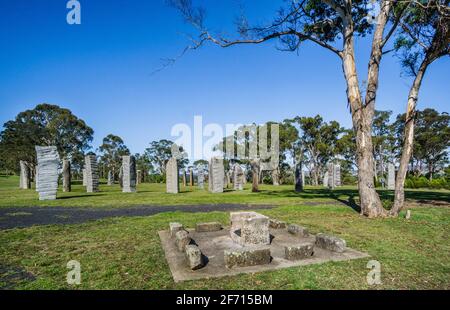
58,193 -> 107,199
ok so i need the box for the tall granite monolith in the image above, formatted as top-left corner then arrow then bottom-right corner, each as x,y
122,155 -> 137,193
166,157 -> 179,194
19,160 -> 31,189
208,157 -> 224,193
388,163 -> 395,190
85,155 -> 99,193
35,146 -> 60,200
62,159 -> 71,192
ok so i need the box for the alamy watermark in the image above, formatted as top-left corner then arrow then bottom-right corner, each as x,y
170,116 -> 279,168
366,260 -> 382,285
66,260 -> 81,285
66,0 -> 81,25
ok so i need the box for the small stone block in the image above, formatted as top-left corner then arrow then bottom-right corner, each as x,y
185,245 -> 204,270
224,247 -> 271,268
195,222 -> 222,232
269,219 -> 287,229
288,224 -> 309,237
315,233 -> 346,253
175,230 -> 191,252
284,243 -> 314,260
169,222 -> 184,237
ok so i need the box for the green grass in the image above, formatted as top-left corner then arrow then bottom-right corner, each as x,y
0,205 -> 449,289
0,175 -> 449,289
1,175 -> 448,209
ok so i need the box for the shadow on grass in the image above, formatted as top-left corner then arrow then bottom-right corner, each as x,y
58,193 -> 108,199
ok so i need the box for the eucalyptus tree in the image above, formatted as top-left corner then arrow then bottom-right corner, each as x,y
169,0 -> 412,217
391,1 -> 449,216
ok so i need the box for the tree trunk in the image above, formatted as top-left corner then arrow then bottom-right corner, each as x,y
271,168 -> 280,186
341,21 -> 386,217
62,159 -> 71,192
390,61 -> 428,216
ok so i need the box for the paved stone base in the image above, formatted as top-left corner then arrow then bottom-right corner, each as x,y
159,227 -> 369,282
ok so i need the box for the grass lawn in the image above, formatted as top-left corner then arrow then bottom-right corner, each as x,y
0,175 -> 449,289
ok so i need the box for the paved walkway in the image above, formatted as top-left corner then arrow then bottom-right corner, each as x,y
0,204 -> 277,230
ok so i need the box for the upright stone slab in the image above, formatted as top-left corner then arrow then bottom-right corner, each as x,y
208,157 -> 224,193
137,170 -> 142,185
197,170 -> 205,189
251,159 -> 260,192
35,146 -> 60,200
323,171 -> 329,187
327,163 -> 335,189
118,164 -> 123,188
84,155 -> 99,193
182,169 -> 187,187
19,160 -> 31,189
62,159 -> 71,192
189,168 -> 194,186
82,168 -> 87,186
166,157 -> 179,194
122,155 -> 136,193
107,170 -> 113,185
233,164 -> 244,190
388,163 -> 395,190
295,163 -> 303,192
334,164 -> 341,187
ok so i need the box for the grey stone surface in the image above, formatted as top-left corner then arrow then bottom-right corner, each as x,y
166,157 -> 179,194
84,155 -> 99,193
82,168 -> 87,186
35,146 -> 60,200
230,212 -> 270,246
295,163 -> 303,192
195,222 -> 222,232
137,170 -> 142,185
185,245 -> 204,270
327,163 -> 335,189
288,224 -> 309,237
269,219 -> 287,229
107,170 -> 113,185
175,230 -> 191,252
122,155 -> 137,193
197,170 -> 205,189
224,246 -> 271,268
233,164 -> 244,191
388,163 -> 395,190
19,160 -> 31,189
285,243 -> 314,260
159,226 -> 369,282
334,164 -> 341,187
323,172 -> 329,187
170,222 -> 184,237
62,159 -> 71,192
315,233 -> 346,253
189,168 -> 194,186
208,157 -> 224,193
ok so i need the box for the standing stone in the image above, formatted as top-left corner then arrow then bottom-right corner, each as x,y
197,170 -> 205,189
295,163 -> 303,192
189,168 -> 194,186
327,163 -> 335,189
85,155 -> 99,193
62,159 -> 71,192
271,169 -> 280,186
136,170 -> 142,185
35,146 -> 60,200
233,164 -> 244,190
107,170 -> 113,185
334,164 -> 341,187
208,157 -> 224,193
19,160 -> 31,189
82,168 -> 87,186
182,169 -> 187,187
122,155 -> 137,193
35,166 -> 39,191
323,171 -> 329,187
118,164 -> 123,188
251,159 -> 260,192
166,157 -> 179,194
388,163 -> 395,190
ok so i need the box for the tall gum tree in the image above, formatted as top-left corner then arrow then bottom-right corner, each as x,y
169,0 -> 411,217
390,1 -> 449,216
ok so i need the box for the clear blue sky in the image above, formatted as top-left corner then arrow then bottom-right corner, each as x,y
0,0 -> 449,155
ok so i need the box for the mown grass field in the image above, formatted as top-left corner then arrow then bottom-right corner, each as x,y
0,175 -> 449,289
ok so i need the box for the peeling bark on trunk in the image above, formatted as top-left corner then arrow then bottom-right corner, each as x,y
390,61 -> 428,216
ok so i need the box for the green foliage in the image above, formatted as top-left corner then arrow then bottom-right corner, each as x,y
0,104 -> 94,171
405,176 -> 450,190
